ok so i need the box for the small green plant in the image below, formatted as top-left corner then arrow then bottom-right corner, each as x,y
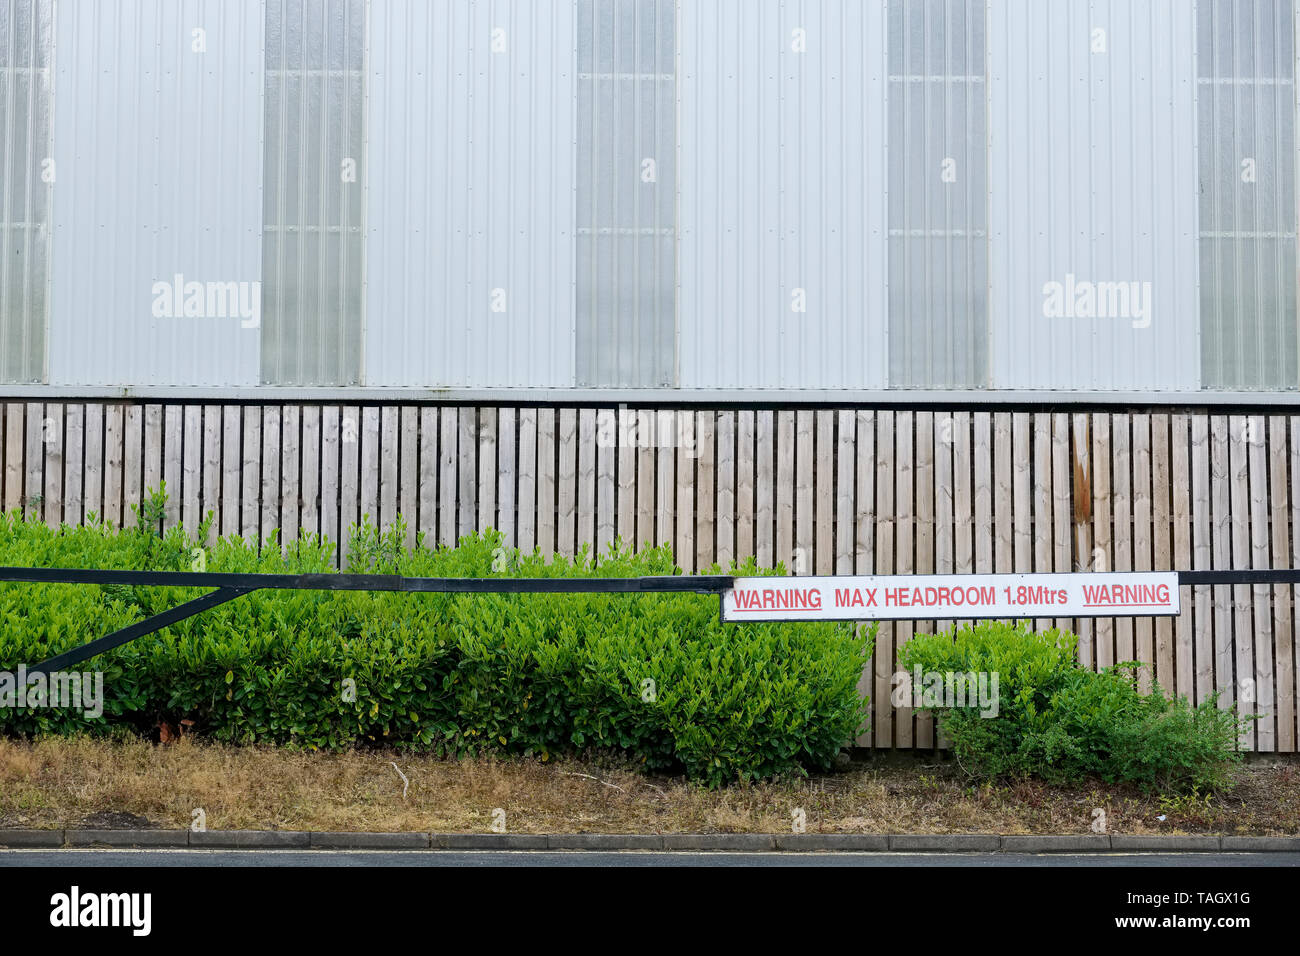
901,621 -> 1249,793
1158,785 -> 1215,818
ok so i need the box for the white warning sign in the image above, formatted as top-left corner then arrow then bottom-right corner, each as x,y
721,572 -> 1180,622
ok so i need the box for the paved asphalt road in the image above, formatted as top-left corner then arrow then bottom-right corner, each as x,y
2,849 -> 1297,866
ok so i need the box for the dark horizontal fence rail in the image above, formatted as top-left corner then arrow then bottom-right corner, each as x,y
0,567 -> 733,594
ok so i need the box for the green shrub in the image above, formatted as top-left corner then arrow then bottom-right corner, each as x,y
900,622 -> 1248,792
0,496 -> 873,787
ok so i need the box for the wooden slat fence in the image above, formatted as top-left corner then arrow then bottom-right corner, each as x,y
2,401 -> 1297,752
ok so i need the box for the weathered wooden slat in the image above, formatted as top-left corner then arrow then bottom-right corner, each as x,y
696,411 -> 715,571
755,410 -> 774,567
378,406 -> 398,533
853,409 -> 875,749
595,407 -> 615,559
1228,416 -> 1254,748
655,411 -> 674,552
932,412 -> 953,635
240,406 -> 261,542
835,409 -> 856,576
794,409 -> 813,574
1152,413 -> 1173,693
339,406 -> 360,564
578,408 -> 597,555
299,406 -> 320,542
636,410 -> 655,550
1012,412 -> 1031,573
616,406 -> 636,549
480,407 -> 500,539
320,407 -> 341,557
1269,416 -> 1293,752
260,406 -> 281,546
557,407 -> 577,556
537,408 -> 557,557
1132,414 -> 1153,691
3,403 -> 22,513
972,412 -> 992,573
1247,415 -> 1273,751
816,410 -> 834,574
1037,413 -> 1059,633
42,404 -> 63,529
1171,413 -> 1194,700
716,410 -> 736,567
777,411 -> 796,571
992,412 -> 1012,575
459,408 -> 479,540
952,411 -> 972,576
675,411 -> 696,569
1069,414 -> 1092,648
104,404 -> 128,530
416,407 -> 438,545
1209,415 -> 1233,713
1048,413 -> 1071,634
894,410 -> 914,750
84,404 -> 105,526
199,406 -> 219,544
874,410 -> 895,750
914,411 -> 935,749
439,407 -> 458,548
497,408 -> 517,550
143,404 -> 163,514
1112,413 -> 1134,663
556,408 -> 577,556
123,405 -> 143,525
162,405 -> 182,530
516,408 -> 537,554
64,405 -> 85,527
1091,413 -> 1113,668
280,405 -> 301,544
1290,416 -> 1300,750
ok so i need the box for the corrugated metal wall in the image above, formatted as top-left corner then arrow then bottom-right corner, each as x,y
0,0 -> 51,385
987,0 -> 1202,391
3,0 -> 1299,395
678,0 -> 889,390
48,0 -> 264,387
364,0 -> 575,388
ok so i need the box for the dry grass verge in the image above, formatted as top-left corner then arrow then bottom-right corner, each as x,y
1,736 -> 1297,835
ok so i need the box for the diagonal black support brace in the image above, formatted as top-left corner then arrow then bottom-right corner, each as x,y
27,587 -> 258,675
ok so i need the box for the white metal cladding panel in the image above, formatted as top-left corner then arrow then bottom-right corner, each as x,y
678,0 -> 889,390
49,0 -> 264,387
988,0 -> 1202,391
365,0 -> 575,388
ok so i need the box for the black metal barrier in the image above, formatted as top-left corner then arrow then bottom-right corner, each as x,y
0,567 -> 734,675
5,566 -> 1300,675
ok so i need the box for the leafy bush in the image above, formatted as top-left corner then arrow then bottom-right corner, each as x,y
0,494 -> 873,787
900,622 -> 1248,792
